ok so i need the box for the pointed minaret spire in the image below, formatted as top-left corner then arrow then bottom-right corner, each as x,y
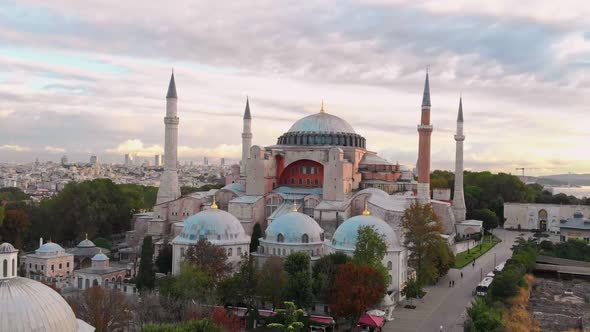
457,96 -> 464,122
421,72 -> 431,108
166,71 -> 177,99
243,97 -> 252,119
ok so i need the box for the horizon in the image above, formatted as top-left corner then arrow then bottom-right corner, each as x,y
0,1 -> 589,176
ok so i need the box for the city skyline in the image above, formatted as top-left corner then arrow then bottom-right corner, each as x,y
0,1 -> 589,176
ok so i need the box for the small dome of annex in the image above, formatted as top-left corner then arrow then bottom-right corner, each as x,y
174,208 -> 248,244
91,252 -> 109,261
265,211 -> 324,244
77,239 -> 96,248
0,277 -> 81,332
36,242 -> 66,255
0,242 -> 17,253
331,214 -> 401,250
288,112 -> 356,134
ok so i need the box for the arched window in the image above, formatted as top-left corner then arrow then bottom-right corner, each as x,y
298,178 -> 303,185
306,178 -> 311,185
301,234 -> 309,243
388,275 -> 392,285
273,248 -> 276,255
85,279 -> 90,289
387,261 -> 393,270
12,259 -> 15,277
282,249 -> 286,256
2,259 -> 6,278
259,246 -> 264,254
228,248 -> 233,257
277,233 -> 284,243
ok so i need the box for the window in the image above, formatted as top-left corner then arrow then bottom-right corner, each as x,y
266,196 -> 282,217
66,262 -> 70,268
180,247 -> 185,257
237,247 -> 242,256
282,249 -> 286,256
35,264 -> 38,270
273,248 -> 276,255
298,178 -> 303,185
291,168 -> 296,175
306,179 -> 311,185
51,265 -> 54,271
302,234 -> 309,243
301,166 -> 307,174
59,263 -> 62,269
314,179 -> 319,185
277,233 -> 285,243
228,248 -> 233,257
41,265 -> 44,270
2,259 -> 6,278
291,178 -> 295,184
387,261 -> 393,270
388,275 -> 392,285
29,263 -> 31,269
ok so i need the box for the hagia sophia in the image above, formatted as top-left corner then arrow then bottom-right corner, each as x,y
126,71 -> 476,309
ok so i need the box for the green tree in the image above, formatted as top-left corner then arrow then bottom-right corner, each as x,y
0,208 -> 30,249
249,223 -> 262,253
155,241 -> 173,274
353,225 -> 386,268
257,257 -> 288,309
0,187 -> 30,201
400,278 -> 424,306
218,256 -> 257,306
312,253 -> 350,303
92,237 -> 112,250
136,236 -> 155,291
184,239 -> 230,284
470,208 -> 499,231
283,253 -> 313,309
466,298 -> 501,332
267,301 -> 305,332
143,319 -> 223,332
0,205 -> 5,226
159,263 -> 212,301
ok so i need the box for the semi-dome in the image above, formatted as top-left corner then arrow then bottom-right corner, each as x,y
277,110 -> 366,148
36,242 -> 66,254
0,277 -> 80,332
264,211 -> 324,244
77,239 -> 96,248
174,208 -> 248,244
331,214 -> 401,250
0,242 -> 17,253
288,112 -> 356,134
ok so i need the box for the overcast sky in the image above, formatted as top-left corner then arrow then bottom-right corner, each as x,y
0,0 -> 588,175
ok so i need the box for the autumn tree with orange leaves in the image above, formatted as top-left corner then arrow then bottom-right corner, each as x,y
67,286 -> 131,332
330,262 -> 386,327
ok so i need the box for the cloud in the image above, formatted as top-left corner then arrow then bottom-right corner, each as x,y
0,144 -> 30,151
44,146 -> 66,153
106,139 -> 163,157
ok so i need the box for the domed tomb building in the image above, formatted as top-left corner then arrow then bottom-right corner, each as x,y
171,200 -> 250,275
74,251 -> 126,290
67,235 -> 111,269
0,242 -> 94,332
24,239 -> 74,287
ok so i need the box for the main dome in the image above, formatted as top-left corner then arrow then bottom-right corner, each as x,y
277,111 -> 366,148
288,112 -> 356,134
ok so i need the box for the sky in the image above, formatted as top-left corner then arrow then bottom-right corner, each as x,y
0,0 -> 588,176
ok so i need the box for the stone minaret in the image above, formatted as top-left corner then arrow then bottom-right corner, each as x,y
417,72 -> 433,203
453,97 -> 467,222
156,72 -> 181,205
241,97 -> 252,177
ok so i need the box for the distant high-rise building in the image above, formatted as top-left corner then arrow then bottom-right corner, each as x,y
203,156 -> 209,166
90,155 -> 98,165
154,154 -> 163,166
220,158 -> 225,166
60,155 -> 68,166
124,153 -> 134,166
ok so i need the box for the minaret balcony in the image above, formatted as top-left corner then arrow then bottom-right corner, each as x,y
454,134 -> 465,141
417,124 -> 433,131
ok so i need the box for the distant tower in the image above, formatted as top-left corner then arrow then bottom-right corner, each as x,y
241,97 -> 252,177
60,155 -> 68,166
156,72 -> 181,205
417,72 -> 433,203
452,97 -> 467,222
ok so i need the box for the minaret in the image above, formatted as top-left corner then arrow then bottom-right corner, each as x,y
452,97 -> 467,222
156,72 -> 181,205
417,72 -> 433,203
241,97 -> 252,177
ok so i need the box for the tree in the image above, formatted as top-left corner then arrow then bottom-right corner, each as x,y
470,208 -> 499,231
330,262 -> 386,327
353,225 -> 386,268
156,241 -> 173,274
401,278 -> 423,307
0,208 -> 30,249
0,205 -> 5,226
184,239 -> 230,283
257,257 -> 288,309
0,187 -> 30,201
159,263 -> 212,302
143,319 -> 223,332
218,256 -> 257,306
210,307 -> 241,332
267,301 -> 305,332
93,237 -> 112,250
249,223 -> 262,253
466,298 -> 501,332
284,252 -> 313,309
401,202 -> 452,285
67,286 -> 132,332
312,253 -> 350,303
136,236 -> 155,291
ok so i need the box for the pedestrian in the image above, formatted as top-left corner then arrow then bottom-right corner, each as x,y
472,261 -> 475,269
461,272 -> 463,278
449,280 -> 452,287
452,280 -> 455,287
440,325 -> 443,332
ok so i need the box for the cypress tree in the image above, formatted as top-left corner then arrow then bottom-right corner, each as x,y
249,223 -> 262,253
136,236 -> 155,290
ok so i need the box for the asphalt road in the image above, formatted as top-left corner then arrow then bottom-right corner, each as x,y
388,229 -> 522,332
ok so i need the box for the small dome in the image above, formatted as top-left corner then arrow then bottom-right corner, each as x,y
288,112 -> 356,134
0,242 -> 17,253
265,212 -> 324,243
573,210 -> 584,219
36,242 -> 65,254
331,214 -> 401,250
91,252 -> 109,261
0,277 -> 80,332
77,239 -> 96,248
174,209 -> 248,243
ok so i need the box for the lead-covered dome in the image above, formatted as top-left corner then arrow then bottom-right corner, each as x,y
331,214 -> 401,250
0,242 -> 17,253
77,239 -> 95,248
174,208 -> 249,244
36,242 -> 66,255
265,211 -> 324,244
277,110 -> 366,148
288,112 -> 356,134
0,277 -> 80,332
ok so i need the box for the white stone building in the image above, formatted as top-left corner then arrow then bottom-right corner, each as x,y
504,203 -> 590,232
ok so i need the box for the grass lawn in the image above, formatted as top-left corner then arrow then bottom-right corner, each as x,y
454,235 -> 501,268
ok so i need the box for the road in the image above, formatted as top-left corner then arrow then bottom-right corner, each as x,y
387,229 -> 522,332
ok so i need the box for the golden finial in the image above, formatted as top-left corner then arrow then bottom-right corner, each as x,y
211,195 -> 218,209
320,100 -> 325,113
292,200 -> 298,212
362,200 -> 371,216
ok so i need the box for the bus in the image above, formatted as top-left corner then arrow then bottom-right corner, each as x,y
475,277 -> 494,296
494,261 -> 506,274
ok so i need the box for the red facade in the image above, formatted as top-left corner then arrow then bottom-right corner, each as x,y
278,160 -> 324,188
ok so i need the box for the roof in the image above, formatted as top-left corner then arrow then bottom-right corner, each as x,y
457,220 -> 483,227
264,211 -> 324,244
287,111 -> 356,134
220,183 -> 245,196
0,243 -> 17,253
0,277 -> 81,332
173,208 -> 249,245
358,314 -> 384,327
359,153 -> 394,166
166,72 -> 177,99
422,72 -> 431,107
243,98 -> 251,119
35,242 -> 66,255
91,252 -> 109,261
331,214 -> 401,251
76,266 -> 126,275
230,195 -> 263,204
77,239 -> 95,248
560,214 -> 590,230
457,97 -> 464,122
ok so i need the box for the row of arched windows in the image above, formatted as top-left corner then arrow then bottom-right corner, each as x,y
276,233 -> 310,243
2,258 -> 16,278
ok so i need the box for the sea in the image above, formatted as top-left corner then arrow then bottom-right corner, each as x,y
550,186 -> 590,199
